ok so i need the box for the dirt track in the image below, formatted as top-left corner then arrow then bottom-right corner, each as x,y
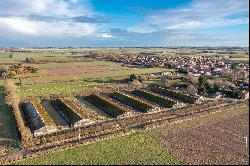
148,104 -> 249,165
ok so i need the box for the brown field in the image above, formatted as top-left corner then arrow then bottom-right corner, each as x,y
147,104 -> 249,165
44,65 -> 126,76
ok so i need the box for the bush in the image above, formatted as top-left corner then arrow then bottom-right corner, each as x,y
129,74 -> 138,82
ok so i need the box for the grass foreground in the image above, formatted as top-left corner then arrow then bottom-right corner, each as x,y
12,132 -> 181,165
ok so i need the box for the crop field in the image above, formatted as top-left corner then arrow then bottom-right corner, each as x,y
13,132 -> 181,165
147,103 -> 249,165
1,48 -> 247,99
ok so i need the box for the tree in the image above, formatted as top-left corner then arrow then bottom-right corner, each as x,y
185,84 -> 198,95
198,75 -> 209,95
129,74 -> 138,82
30,66 -> 38,73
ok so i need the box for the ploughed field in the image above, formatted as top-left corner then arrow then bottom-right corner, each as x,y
147,103 -> 249,165
20,86 -> 199,136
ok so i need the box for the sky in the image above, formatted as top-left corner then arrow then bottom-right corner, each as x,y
0,0 -> 249,47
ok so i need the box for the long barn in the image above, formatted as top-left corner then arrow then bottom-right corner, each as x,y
22,100 -> 57,136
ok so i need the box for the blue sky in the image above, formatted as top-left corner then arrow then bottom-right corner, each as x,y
0,0 -> 249,47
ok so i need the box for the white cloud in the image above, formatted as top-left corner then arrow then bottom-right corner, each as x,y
0,16 -> 97,37
98,33 -> 112,38
131,0 -> 249,32
0,17 -> 39,35
0,0 -> 98,38
0,0 -> 92,16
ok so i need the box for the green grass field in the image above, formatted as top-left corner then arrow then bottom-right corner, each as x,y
20,67 -> 171,85
16,67 -> 171,97
13,132 -> 181,165
0,89 -> 20,155
17,81 -> 98,97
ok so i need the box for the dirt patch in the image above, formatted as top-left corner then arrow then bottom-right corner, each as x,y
148,106 -> 249,165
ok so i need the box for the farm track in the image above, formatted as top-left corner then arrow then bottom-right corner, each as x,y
0,100 -> 243,164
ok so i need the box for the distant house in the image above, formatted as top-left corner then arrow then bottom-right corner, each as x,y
238,90 -> 249,100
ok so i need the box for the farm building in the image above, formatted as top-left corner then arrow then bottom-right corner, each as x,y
85,94 -> 130,118
51,98 -> 96,127
110,92 -> 161,113
22,100 -> 57,136
131,89 -> 177,109
151,86 -> 201,104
